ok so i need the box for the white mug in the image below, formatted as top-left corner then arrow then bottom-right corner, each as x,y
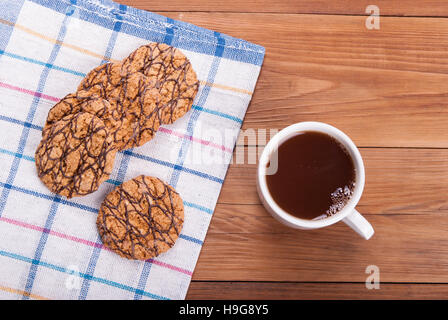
256,122 -> 374,240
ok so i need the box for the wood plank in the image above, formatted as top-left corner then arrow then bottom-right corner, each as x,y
192,213 -> 448,283
221,147 -> 448,214
122,1 -> 448,16
160,13 -> 448,148
209,148 -> 448,282
187,281 -> 448,299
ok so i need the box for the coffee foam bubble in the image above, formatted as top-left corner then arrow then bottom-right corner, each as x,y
326,182 -> 355,216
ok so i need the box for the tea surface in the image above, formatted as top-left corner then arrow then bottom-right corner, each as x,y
266,131 -> 356,220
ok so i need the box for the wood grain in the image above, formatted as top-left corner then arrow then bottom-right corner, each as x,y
221,147 -> 448,214
187,282 -> 448,299
159,13 -> 448,148
193,213 -> 448,283
197,148 -> 448,283
122,1 -> 448,17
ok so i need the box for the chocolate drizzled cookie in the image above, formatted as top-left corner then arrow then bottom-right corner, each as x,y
97,175 -> 184,260
35,112 -> 117,198
43,93 -> 116,137
77,62 -> 123,98
77,66 -> 161,150
75,43 -> 199,149
121,43 -> 200,125
78,73 -> 162,150
106,73 -> 162,150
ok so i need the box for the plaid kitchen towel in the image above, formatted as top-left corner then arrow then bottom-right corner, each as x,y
0,0 -> 264,299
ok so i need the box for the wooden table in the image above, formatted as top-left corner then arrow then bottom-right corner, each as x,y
121,1 -> 448,299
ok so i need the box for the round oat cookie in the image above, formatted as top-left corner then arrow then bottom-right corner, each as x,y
35,112 -> 117,198
102,72 -> 162,150
77,65 -> 162,150
76,62 -> 124,98
121,43 -> 200,125
97,175 -> 184,260
43,93 -> 116,137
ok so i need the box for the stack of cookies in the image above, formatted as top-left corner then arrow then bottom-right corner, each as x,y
35,43 -> 199,198
35,43 -> 199,260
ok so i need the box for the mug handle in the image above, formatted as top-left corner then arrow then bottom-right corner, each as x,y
342,209 -> 374,240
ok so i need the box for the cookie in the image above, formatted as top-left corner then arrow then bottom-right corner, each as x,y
43,93 -> 116,137
101,73 -> 162,150
97,175 -> 184,260
76,65 -> 162,150
121,43 -> 200,124
35,112 -> 117,198
77,62 -> 124,98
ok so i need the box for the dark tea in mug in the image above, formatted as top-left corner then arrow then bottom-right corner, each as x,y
265,131 -> 356,220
